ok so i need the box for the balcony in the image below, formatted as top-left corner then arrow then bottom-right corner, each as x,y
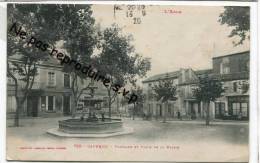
210,72 -> 249,81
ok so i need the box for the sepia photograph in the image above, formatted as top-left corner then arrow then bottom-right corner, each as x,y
6,2 -> 251,162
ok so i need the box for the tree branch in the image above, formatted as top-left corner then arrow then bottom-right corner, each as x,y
7,62 -> 18,97
76,81 -> 92,103
110,91 -> 118,104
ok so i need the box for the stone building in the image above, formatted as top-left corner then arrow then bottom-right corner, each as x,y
211,51 -> 249,120
142,68 -> 212,120
177,69 -> 212,120
7,56 -> 108,118
142,71 -> 180,119
142,51 -> 249,120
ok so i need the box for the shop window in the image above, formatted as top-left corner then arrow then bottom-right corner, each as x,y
232,103 -> 240,116
215,102 -> 225,117
241,103 -> 248,117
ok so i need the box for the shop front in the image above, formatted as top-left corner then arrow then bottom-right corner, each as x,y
227,95 -> 249,120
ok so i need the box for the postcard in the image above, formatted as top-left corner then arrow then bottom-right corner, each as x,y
5,1 -> 256,162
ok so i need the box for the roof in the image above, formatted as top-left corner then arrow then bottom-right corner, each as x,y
212,50 -> 250,59
8,53 -> 63,69
177,69 -> 211,86
142,68 -> 213,84
37,57 -> 65,70
194,69 -> 212,75
41,55 -> 61,67
142,71 -> 180,83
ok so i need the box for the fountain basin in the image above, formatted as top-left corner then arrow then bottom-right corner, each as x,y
47,118 -> 134,138
58,118 -> 124,134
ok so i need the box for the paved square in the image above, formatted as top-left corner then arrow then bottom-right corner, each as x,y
6,117 -> 248,162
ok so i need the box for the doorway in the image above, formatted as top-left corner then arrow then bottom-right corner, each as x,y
63,96 -> 71,115
48,96 -> 54,111
27,96 -> 39,117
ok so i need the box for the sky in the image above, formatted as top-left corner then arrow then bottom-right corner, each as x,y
91,5 -> 250,78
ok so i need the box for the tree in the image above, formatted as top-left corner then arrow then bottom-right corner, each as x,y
219,6 -> 250,46
153,77 -> 178,123
193,76 -> 224,125
97,24 -> 151,118
7,4 -> 62,126
57,5 -> 98,117
7,4 -> 98,125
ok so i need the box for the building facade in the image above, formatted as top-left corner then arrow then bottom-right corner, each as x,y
142,51 -> 249,120
142,71 -> 180,119
7,57 -> 109,118
177,69 -> 213,120
212,51 -> 249,120
142,68 -> 212,120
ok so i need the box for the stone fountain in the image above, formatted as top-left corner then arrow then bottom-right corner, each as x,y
47,85 -> 133,138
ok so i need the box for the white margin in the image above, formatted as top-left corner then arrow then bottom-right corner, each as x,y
0,3 -> 7,163
249,3 -> 258,163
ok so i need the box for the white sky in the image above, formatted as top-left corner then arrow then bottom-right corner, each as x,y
92,5 -> 250,77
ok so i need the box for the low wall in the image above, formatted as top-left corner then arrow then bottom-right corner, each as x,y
58,118 -> 124,134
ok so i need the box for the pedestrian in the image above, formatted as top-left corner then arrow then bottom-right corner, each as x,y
177,111 -> 181,120
101,113 -> 105,122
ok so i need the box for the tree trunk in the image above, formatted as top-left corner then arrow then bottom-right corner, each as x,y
71,98 -> 78,118
205,101 -> 210,126
71,74 -> 77,118
116,96 -> 119,112
108,89 -> 111,118
14,97 -> 20,127
155,109 -> 158,121
14,96 -> 26,127
132,103 -> 135,120
163,101 -> 167,123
